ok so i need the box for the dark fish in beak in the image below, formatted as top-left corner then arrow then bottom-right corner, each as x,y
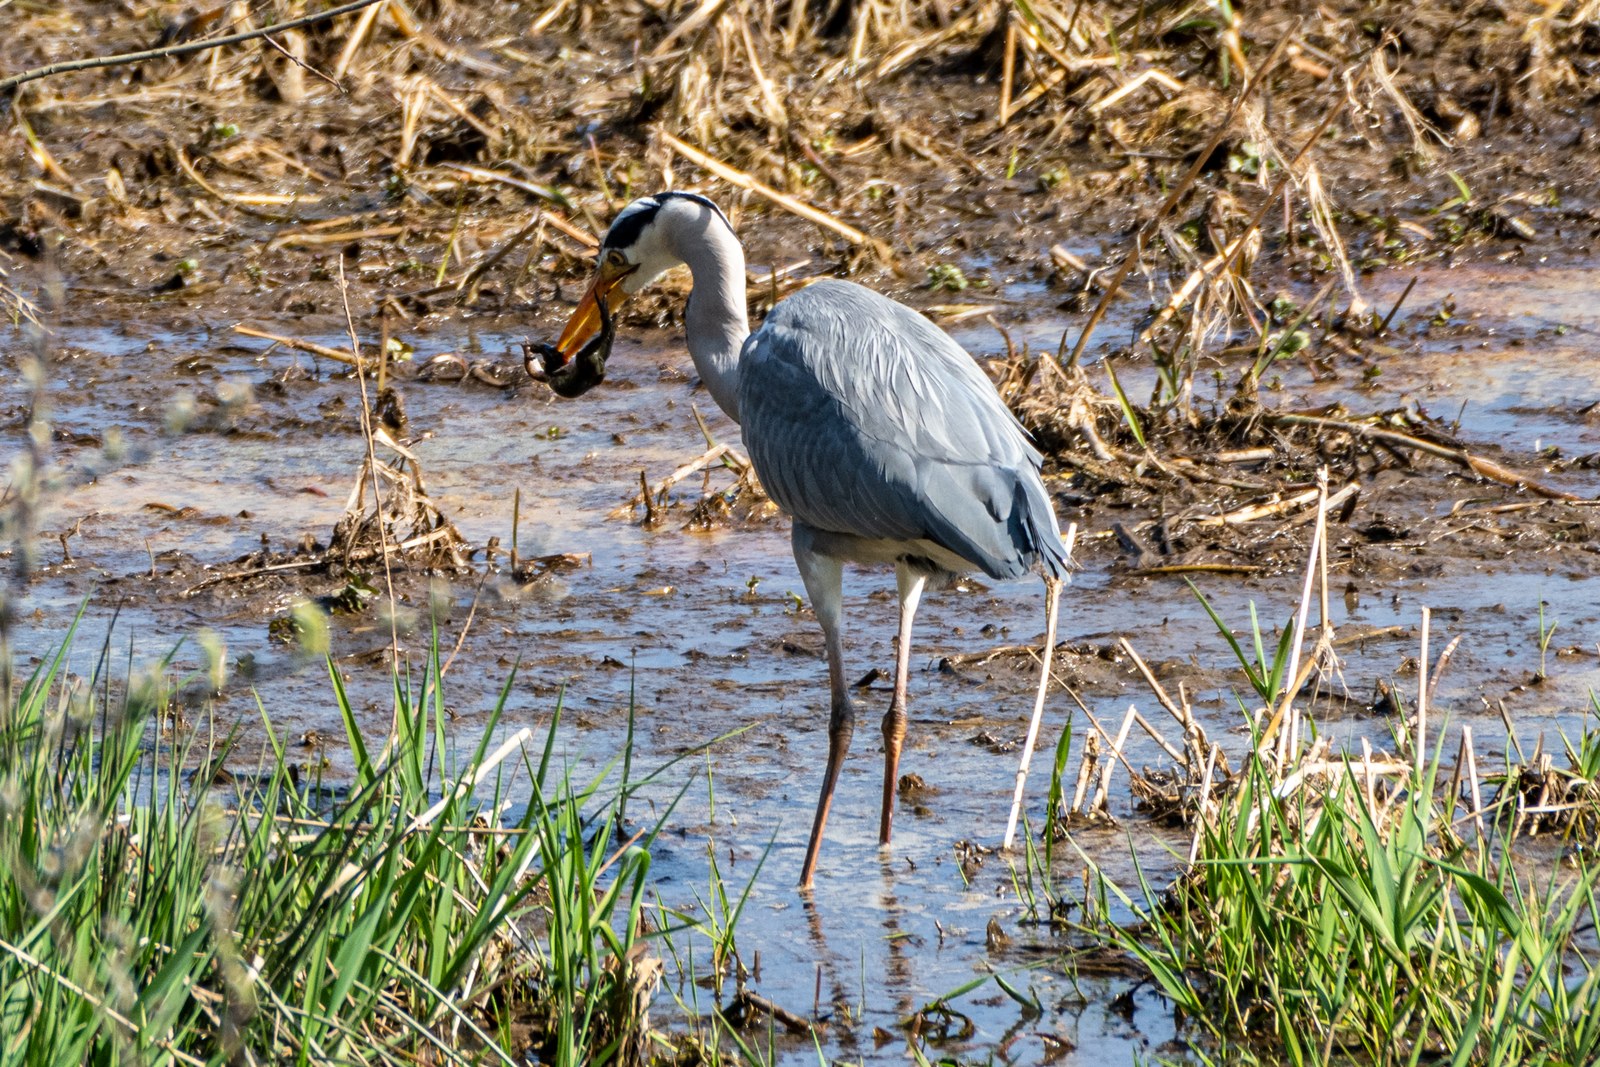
525,295 -> 614,398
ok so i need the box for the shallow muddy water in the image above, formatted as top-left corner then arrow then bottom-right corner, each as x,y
6,261 -> 1599,1064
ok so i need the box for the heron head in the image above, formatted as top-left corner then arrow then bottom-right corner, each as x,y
554,193 -> 733,368
553,195 -> 678,365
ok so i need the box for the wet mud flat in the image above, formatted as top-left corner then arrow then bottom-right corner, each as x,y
3,258 -> 1597,1064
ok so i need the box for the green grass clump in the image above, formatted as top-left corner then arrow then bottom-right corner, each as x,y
1071,593 -> 1600,1066
0,621 -> 658,1066
1091,749 -> 1600,1065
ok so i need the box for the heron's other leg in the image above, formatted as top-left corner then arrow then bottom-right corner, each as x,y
879,565 -> 927,847
1003,575 -> 1063,850
795,532 -> 850,890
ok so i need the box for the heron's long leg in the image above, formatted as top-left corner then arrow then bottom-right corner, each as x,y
795,534 -> 849,890
880,566 -> 926,847
1003,575 -> 1063,850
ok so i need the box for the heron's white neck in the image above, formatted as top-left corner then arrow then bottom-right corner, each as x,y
669,213 -> 749,424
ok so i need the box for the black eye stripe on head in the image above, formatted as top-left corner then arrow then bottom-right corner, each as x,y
601,197 -> 661,253
600,191 -> 735,253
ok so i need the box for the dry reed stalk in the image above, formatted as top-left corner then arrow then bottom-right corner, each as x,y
233,325 -> 364,367
1068,731 -> 1098,815
998,21 -> 1018,126
606,444 -> 738,519
653,0 -> 736,57
1118,637 -> 1202,757
1265,414 -> 1586,501
1139,231 -> 1259,345
1003,521 -> 1076,848
871,8 -> 984,80
1460,724 -> 1487,846
734,9 -> 787,128
1416,606 -> 1431,776
1129,709 -> 1184,764
333,0 -> 386,78
405,728 -> 535,835
1067,30 -> 1299,366
1087,67 -> 1184,113
1273,469 -> 1329,763
1430,635 -> 1463,695
269,225 -> 408,249
660,132 -> 892,258
1088,706 -> 1138,815
0,0 -> 388,93
1187,743 -> 1220,865
1196,487 -> 1320,527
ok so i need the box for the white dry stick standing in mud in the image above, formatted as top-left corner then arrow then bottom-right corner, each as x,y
1461,723 -> 1487,847
1417,605 -> 1432,777
1188,742 -> 1222,866
1088,706 -> 1139,815
1004,522 -> 1078,849
1270,467 -> 1330,765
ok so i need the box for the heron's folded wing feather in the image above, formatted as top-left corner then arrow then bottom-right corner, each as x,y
739,281 -> 1062,579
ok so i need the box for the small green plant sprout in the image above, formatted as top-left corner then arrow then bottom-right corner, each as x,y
926,263 -> 968,292
1437,170 -> 1474,211
1266,327 -> 1310,358
1038,165 -> 1069,190
1226,140 -> 1265,177
209,120 -> 240,141
1537,599 -> 1558,681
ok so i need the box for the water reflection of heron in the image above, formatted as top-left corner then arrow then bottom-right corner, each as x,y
551,192 -> 1070,887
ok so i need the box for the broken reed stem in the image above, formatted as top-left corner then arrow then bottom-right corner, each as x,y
337,255 -> 403,749
234,325 -> 363,367
0,0 -> 388,94
660,132 -> 893,260
1068,732 -> 1098,816
1089,705 -> 1139,815
1264,414 -> 1584,502
1003,522 -> 1077,849
1430,634 -> 1463,695
610,444 -> 736,519
1461,723 -> 1487,847
1417,606 -> 1431,777
1262,467 -> 1329,761
1003,573 -> 1063,850
1188,742 -> 1221,865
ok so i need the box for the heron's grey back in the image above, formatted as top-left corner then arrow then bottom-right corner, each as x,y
738,280 -> 1067,581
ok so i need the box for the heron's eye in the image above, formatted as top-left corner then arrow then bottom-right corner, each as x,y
605,249 -> 628,270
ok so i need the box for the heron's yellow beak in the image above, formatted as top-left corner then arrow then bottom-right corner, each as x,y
555,260 -> 633,363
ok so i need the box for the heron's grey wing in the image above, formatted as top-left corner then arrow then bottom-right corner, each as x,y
739,281 -> 1067,580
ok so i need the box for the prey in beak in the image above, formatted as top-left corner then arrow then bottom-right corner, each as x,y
526,293 -> 616,399
527,254 -> 632,398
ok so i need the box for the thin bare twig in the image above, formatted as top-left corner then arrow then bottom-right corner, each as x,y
0,0 -> 387,94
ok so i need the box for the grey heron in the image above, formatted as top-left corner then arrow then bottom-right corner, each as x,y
550,191 -> 1071,888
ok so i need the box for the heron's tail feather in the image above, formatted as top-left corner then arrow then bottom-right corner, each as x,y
1017,474 -> 1071,582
